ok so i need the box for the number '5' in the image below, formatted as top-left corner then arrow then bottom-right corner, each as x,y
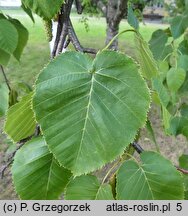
176,203 -> 182,211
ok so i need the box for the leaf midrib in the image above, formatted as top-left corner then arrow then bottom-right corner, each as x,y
74,74 -> 95,167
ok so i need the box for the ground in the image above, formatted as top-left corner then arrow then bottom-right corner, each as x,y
0,9 -> 187,199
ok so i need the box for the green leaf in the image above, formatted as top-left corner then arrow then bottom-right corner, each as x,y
116,151 -> 184,200
12,136 -> 72,199
179,72 -> 188,95
170,15 -> 188,39
0,13 -> 6,19
169,117 -> 188,138
17,81 -> 32,94
179,154 -> 188,199
0,84 -> 9,117
167,68 -> 186,92
21,0 -> 64,20
178,40 -> 188,55
149,30 -> 168,60
0,19 -> 18,54
9,88 -> 18,106
135,32 -> 159,79
33,50 -> 150,176
4,92 -> 36,142
177,55 -> 188,71
21,2 -> 35,23
179,155 -> 188,169
180,104 -> 188,117
9,18 -> 29,61
152,78 -> 170,107
0,49 -> 10,66
146,120 -> 159,152
65,175 -> 114,200
162,105 -> 171,133
186,0 -> 188,10
160,45 -> 173,61
158,60 -> 169,82
127,5 -> 139,30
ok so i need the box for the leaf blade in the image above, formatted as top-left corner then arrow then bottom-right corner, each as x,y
9,18 -> 29,61
4,92 -> 36,142
0,18 -> 18,54
12,136 -> 72,199
116,151 -> 184,200
33,51 -> 150,176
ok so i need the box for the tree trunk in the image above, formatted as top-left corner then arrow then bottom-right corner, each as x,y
105,0 -> 127,50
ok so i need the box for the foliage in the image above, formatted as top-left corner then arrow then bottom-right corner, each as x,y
0,0 -> 188,200
117,151 -> 184,200
147,8 -> 188,140
12,136 -> 72,199
21,0 -> 64,20
4,92 -> 36,142
33,50 -> 150,175
0,12 -> 28,65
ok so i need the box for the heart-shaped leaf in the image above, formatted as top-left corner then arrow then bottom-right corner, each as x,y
33,50 -> 150,175
116,151 -> 184,200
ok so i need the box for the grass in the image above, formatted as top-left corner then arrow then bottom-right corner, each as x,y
0,9 -> 166,87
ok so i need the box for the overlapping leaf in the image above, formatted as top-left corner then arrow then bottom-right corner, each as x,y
4,92 -> 36,142
127,5 -> 139,30
172,104 -> 188,138
21,0 -> 64,20
177,55 -> 188,71
167,68 -> 186,92
149,29 -> 168,60
158,60 -> 169,82
0,19 -> 18,55
135,32 -> 159,79
169,116 -> 188,138
12,137 -> 72,199
146,120 -> 159,152
178,40 -> 188,55
33,50 -> 150,176
116,151 -> 184,200
9,18 -> 29,61
0,13 -> 28,64
21,2 -> 35,23
152,78 -> 170,107
179,73 -> 188,95
170,15 -> 188,39
65,175 -> 114,200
